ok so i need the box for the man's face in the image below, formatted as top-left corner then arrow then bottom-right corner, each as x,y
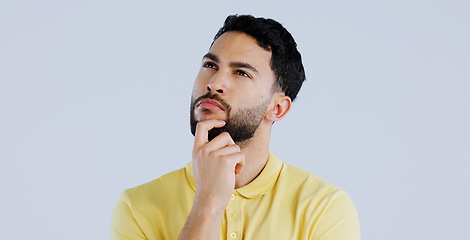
190,31 -> 277,143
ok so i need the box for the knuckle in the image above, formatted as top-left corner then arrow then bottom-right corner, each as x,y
220,132 -> 230,138
233,145 -> 241,152
219,155 -> 231,164
200,146 -> 210,156
211,150 -> 222,158
195,122 -> 205,131
192,149 -> 199,157
235,152 -> 245,161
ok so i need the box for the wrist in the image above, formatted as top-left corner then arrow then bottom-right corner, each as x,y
192,195 -> 226,218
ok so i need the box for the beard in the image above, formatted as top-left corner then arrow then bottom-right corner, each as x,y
190,92 -> 269,143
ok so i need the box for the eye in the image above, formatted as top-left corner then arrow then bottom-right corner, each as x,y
202,61 -> 218,69
235,70 -> 251,78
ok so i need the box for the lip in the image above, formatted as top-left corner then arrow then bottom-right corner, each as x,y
197,98 -> 225,111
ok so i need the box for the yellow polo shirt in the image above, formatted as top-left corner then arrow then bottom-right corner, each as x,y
111,153 -> 360,240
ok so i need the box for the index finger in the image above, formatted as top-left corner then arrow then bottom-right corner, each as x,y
193,119 -> 226,149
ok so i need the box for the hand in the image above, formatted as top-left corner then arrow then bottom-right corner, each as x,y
192,119 -> 245,212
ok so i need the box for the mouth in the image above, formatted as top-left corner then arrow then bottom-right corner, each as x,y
197,98 -> 225,111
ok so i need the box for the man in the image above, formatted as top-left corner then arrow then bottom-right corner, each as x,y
111,15 -> 360,240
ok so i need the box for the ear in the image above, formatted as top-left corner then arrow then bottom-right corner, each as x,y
265,94 -> 291,122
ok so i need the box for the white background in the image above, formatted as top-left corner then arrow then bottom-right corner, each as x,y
1,0 -> 469,239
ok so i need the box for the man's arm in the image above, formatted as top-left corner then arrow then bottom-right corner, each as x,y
110,192 -> 147,240
309,190 -> 360,240
178,119 -> 245,240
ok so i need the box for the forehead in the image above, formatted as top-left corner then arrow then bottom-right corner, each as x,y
208,31 -> 274,75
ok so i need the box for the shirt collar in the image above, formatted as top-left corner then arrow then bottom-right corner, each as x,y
184,152 -> 283,199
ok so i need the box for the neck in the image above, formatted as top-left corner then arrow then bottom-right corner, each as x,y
234,122 -> 271,189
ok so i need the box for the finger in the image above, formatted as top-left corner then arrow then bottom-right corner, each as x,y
222,152 -> 244,175
194,120 -> 225,150
234,155 -> 246,176
203,132 -> 236,153
210,144 -> 241,158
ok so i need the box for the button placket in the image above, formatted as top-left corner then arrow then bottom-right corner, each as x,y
226,191 -> 241,239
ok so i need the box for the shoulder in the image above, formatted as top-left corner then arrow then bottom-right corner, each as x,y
279,162 -> 341,192
112,167 -> 195,239
277,162 -> 355,207
277,162 -> 360,238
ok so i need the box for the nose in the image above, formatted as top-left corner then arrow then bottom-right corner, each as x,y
206,72 -> 227,95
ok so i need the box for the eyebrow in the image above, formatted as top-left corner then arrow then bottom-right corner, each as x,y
230,62 -> 259,74
203,53 -> 219,63
202,53 -> 259,74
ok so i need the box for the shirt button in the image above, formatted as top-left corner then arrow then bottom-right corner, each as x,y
230,232 -> 237,239
231,212 -> 237,218
231,194 -> 236,200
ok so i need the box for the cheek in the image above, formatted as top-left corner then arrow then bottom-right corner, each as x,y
193,67 -> 216,88
192,75 -> 207,95
244,87 -> 269,103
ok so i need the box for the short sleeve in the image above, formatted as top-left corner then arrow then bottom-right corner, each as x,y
110,192 -> 148,240
310,190 -> 361,240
